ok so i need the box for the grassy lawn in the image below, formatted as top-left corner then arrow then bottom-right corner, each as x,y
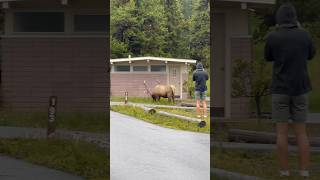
0,138 -> 108,180
0,112 -> 108,133
212,148 -> 320,179
155,107 -> 210,124
111,105 -> 209,133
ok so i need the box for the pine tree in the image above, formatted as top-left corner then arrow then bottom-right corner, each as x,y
189,0 -> 210,69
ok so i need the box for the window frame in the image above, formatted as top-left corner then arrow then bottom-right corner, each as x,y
73,13 -> 108,33
12,10 -> 66,34
150,65 -> 167,73
114,65 -> 131,72
132,65 -> 149,72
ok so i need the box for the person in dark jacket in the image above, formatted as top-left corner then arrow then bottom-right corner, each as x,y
265,2 -> 316,178
193,62 -> 209,118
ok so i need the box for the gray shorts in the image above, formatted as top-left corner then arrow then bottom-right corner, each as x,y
272,94 -> 308,123
195,91 -> 206,101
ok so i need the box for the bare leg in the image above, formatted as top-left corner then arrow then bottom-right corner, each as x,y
292,123 -> 310,171
196,100 -> 201,117
203,100 -> 207,117
277,123 -> 289,171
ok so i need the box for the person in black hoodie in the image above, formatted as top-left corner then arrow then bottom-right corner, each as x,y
193,62 -> 209,118
265,2 -> 316,178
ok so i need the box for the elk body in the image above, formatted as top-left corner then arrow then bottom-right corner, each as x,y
151,85 -> 176,103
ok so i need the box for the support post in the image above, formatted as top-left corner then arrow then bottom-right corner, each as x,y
47,96 -> 57,138
125,91 -> 128,104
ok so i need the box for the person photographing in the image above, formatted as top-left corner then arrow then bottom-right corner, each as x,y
193,62 -> 209,118
264,2 -> 316,178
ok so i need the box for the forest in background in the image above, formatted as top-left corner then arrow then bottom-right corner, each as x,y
110,0 -> 210,69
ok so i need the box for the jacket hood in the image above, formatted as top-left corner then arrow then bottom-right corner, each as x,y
276,3 -> 298,27
196,63 -> 204,70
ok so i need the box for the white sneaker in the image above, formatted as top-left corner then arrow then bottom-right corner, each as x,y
203,115 -> 208,118
280,170 -> 290,177
197,115 -> 201,118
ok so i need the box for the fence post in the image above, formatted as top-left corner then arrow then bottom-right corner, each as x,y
125,91 -> 128,104
47,96 -> 57,138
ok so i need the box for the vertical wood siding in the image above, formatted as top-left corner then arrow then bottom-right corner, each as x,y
1,37 -> 108,112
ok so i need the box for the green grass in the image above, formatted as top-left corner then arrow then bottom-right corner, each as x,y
156,107 -> 210,124
111,105 -> 209,133
0,111 -> 108,133
212,149 -> 320,180
111,96 -> 177,105
0,138 -> 108,180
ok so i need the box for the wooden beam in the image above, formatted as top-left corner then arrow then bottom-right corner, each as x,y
228,129 -> 320,147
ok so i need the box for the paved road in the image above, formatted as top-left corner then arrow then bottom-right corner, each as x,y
110,111 -> 210,180
0,156 -> 82,180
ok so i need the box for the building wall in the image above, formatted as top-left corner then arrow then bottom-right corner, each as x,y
213,5 -> 252,118
1,37 -> 108,112
230,37 -> 252,118
111,73 -> 167,98
181,65 -> 189,99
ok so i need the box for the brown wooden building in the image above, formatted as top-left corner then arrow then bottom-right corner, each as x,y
212,0 -> 275,118
110,57 -> 196,99
0,0 -> 109,112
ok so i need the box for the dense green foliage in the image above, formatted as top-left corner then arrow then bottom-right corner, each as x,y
111,0 -> 210,69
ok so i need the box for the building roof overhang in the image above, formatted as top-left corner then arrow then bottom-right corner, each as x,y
214,0 -> 275,10
216,0 -> 275,4
110,57 -> 197,64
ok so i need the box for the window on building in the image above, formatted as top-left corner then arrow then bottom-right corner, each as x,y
74,15 -> 108,32
133,66 -> 148,72
151,65 -> 166,72
114,65 -> 130,72
14,12 -> 64,32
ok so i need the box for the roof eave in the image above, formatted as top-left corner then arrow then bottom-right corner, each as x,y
110,57 -> 197,64
216,0 -> 275,5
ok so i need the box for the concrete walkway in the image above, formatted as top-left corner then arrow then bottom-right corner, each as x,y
0,156 -> 82,180
110,111 -> 210,180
